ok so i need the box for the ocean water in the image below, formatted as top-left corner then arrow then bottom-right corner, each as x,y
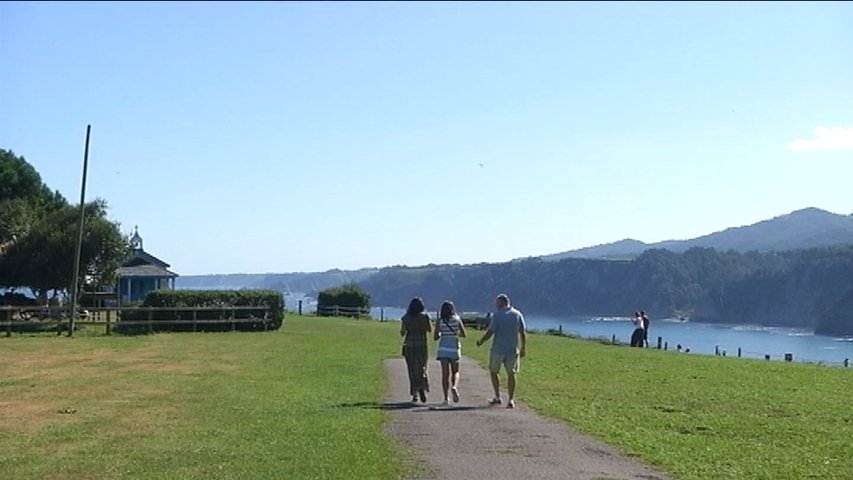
285,294 -> 853,366
521,314 -> 853,366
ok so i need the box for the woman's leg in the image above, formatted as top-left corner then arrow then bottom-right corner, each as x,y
417,349 -> 429,402
440,360 -> 450,402
450,360 -> 461,402
404,353 -> 418,399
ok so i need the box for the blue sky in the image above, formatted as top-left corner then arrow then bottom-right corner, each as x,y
2,2 -> 851,275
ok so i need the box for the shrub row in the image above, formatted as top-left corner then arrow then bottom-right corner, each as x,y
317,282 -> 370,318
117,289 -> 284,334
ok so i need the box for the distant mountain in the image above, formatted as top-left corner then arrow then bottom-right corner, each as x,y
540,208 -> 853,261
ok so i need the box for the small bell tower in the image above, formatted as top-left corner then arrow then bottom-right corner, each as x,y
130,225 -> 143,251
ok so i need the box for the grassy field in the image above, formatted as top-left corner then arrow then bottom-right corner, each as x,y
463,331 -> 853,480
2,315 -> 851,479
0,316 -> 407,480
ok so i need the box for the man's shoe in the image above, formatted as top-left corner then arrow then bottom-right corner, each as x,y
419,390 -> 427,403
489,397 -> 502,405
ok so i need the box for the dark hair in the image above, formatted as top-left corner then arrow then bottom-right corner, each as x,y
406,297 -> 425,316
439,301 -> 456,320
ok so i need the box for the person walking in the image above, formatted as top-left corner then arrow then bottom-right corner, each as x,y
401,297 -> 431,403
475,294 -> 526,409
641,310 -> 650,348
434,300 -> 466,406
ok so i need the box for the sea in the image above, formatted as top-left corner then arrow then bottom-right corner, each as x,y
285,293 -> 853,367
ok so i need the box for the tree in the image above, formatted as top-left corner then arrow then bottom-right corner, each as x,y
0,199 -> 128,301
0,149 -> 66,243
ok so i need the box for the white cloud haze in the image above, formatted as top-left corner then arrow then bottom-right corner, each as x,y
788,126 -> 853,151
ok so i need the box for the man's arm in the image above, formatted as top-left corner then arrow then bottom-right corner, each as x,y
519,329 -> 527,357
476,329 -> 493,347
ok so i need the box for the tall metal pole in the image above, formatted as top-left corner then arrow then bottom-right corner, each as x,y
69,125 -> 92,337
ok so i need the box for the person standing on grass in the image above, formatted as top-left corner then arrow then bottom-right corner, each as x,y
630,311 -> 645,347
475,293 -> 526,409
434,300 -> 467,406
401,297 -> 431,403
641,310 -> 650,348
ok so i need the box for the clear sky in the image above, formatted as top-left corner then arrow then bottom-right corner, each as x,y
2,1 -> 851,275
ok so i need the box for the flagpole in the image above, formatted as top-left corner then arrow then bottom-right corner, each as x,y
69,124 -> 91,337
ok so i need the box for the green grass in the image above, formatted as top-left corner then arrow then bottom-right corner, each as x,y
3,316 -> 851,480
465,331 -> 853,480
0,315 -> 407,480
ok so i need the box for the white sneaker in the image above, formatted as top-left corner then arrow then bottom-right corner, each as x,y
507,399 -> 515,409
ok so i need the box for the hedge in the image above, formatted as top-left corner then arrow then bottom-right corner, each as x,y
116,289 -> 284,334
317,283 -> 370,318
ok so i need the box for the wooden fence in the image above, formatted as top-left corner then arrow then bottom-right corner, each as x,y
0,305 -> 275,336
315,305 -> 370,318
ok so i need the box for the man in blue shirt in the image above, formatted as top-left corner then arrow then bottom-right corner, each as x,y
476,293 -> 526,409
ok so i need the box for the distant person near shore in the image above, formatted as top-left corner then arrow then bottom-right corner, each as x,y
630,311 -> 645,347
476,294 -> 526,409
434,300 -> 466,406
641,310 -> 650,347
401,297 -> 431,403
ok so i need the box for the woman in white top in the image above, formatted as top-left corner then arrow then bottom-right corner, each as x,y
434,300 -> 467,406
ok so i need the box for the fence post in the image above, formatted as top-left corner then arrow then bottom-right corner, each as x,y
611,334 -> 616,345
298,300 -> 302,316
105,309 -> 111,336
657,336 -> 662,349
738,348 -> 742,358
193,308 -> 197,333
765,354 -> 771,360
334,305 -> 339,317
380,307 -> 384,321
715,345 -> 720,356
5,309 -> 11,337
232,307 -> 236,332
845,358 -> 849,368
148,308 -> 153,334
664,341 -> 668,351
784,353 -> 793,362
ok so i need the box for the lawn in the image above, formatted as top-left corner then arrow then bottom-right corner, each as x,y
0,315 -> 406,480
464,331 -> 853,480
2,315 -> 851,480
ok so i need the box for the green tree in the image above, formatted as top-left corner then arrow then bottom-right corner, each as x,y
0,149 -> 66,243
0,199 -> 128,301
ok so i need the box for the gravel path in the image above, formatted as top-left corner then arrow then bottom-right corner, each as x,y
383,356 -> 672,480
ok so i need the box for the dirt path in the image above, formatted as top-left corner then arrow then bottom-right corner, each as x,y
383,357 -> 672,480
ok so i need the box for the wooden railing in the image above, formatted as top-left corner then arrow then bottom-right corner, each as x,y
315,305 -> 370,318
0,305 -> 275,336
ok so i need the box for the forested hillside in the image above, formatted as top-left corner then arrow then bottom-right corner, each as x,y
360,246 -> 853,333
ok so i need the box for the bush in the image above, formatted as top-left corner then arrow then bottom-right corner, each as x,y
116,289 -> 284,334
317,283 -> 370,317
